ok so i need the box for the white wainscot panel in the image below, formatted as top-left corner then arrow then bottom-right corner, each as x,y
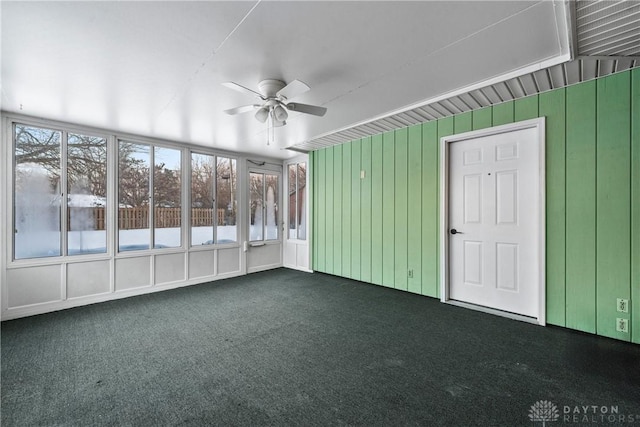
295,244 -> 309,270
115,256 -> 151,291
189,250 -> 215,279
284,241 -> 309,271
155,253 -> 186,285
7,265 -> 62,308
284,242 -> 296,267
247,244 -> 282,272
218,247 -> 241,275
67,260 -> 110,299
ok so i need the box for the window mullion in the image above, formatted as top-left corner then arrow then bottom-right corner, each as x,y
107,136 -> 116,258
213,156 -> 217,244
184,148 -> 190,249
149,145 -> 154,249
262,175 -> 266,242
295,164 -> 299,238
60,130 -> 68,256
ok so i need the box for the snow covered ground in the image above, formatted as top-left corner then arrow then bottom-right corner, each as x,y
14,225 -> 284,259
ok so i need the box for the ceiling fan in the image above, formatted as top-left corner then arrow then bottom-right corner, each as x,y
222,79 -> 327,126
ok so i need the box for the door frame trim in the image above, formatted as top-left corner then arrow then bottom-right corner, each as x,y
439,118 -> 546,325
283,154 -> 312,273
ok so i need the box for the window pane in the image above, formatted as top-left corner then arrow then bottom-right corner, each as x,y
191,153 -> 214,246
297,162 -> 306,240
67,134 -> 107,255
249,172 -> 264,241
154,147 -> 181,248
118,142 -> 150,251
265,174 -> 278,240
288,164 -> 297,239
14,125 -> 62,259
216,157 -> 237,243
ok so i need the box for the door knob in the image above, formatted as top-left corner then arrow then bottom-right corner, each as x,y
450,229 -> 463,235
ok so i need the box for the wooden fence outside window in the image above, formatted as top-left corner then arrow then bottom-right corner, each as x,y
68,207 -> 225,230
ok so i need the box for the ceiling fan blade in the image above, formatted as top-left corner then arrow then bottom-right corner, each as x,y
276,79 -> 310,100
221,81 -> 264,99
286,102 -> 327,117
224,104 -> 259,115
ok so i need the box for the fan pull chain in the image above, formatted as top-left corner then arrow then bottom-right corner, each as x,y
267,110 -> 274,146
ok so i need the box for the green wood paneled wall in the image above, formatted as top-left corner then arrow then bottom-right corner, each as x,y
312,69 -> 640,343
566,81 -> 597,333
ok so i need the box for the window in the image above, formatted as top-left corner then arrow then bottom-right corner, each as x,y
190,153 -> 237,245
118,142 -> 150,251
118,141 -> 182,251
216,157 -> 237,243
12,122 -> 242,260
13,124 -> 108,259
154,147 -> 181,248
287,162 -> 306,240
14,125 -> 62,259
250,172 -> 278,242
67,133 -> 108,255
191,153 -> 214,245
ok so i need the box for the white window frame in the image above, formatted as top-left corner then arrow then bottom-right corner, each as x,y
117,139 -> 185,252
10,119 -> 111,262
189,150 -> 238,248
285,159 -> 308,242
247,167 -> 282,245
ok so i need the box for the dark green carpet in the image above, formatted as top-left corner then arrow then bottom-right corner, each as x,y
2,268 -> 639,426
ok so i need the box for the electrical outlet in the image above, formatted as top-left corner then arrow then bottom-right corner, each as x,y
408,269 -> 414,278
616,318 -> 629,333
617,298 -> 629,313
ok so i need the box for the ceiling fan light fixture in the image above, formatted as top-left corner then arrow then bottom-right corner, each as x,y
273,104 -> 288,122
222,79 -> 327,139
255,106 -> 269,123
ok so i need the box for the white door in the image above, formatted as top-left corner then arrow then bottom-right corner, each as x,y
246,169 -> 283,273
448,125 -> 541,318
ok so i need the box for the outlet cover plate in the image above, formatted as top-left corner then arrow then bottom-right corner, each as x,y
616,318 -> 629,333
617,298 -> 629,313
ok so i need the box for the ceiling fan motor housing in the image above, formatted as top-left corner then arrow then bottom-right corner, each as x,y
258,79 -> 287,99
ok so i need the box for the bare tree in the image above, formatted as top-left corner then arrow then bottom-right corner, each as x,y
118,143 -> 149,208
216,158 -> 236,224
191,156 -> 215,209
154,162 -> 181,208
15,125 -> 107,200
68,134 -> 107,198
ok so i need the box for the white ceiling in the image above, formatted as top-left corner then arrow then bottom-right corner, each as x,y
1,1 -> 571,159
